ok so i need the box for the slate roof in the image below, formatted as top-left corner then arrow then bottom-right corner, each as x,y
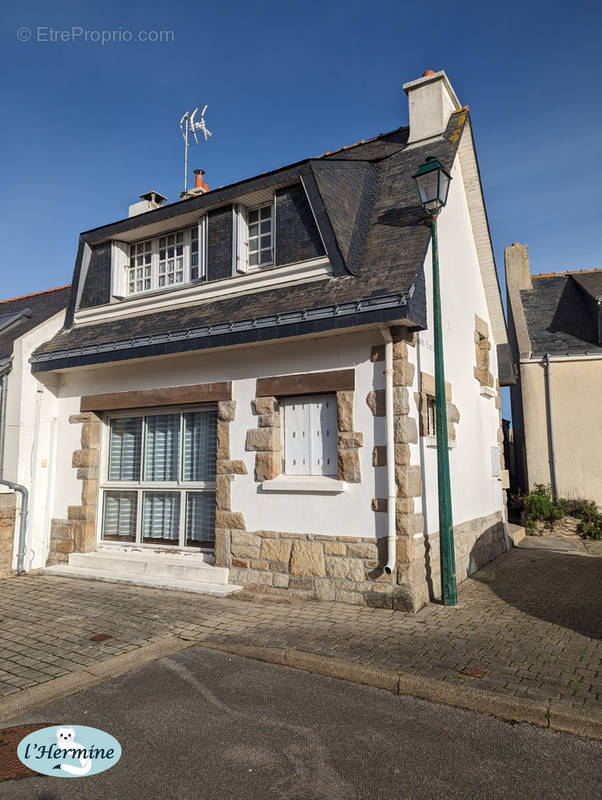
0,286 -> 70,360
519,269 -> 602,355
32,112 -> 470,371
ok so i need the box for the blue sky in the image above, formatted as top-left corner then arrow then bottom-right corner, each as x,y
1,1 -> 601,416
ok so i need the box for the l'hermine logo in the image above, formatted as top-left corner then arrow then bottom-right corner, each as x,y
17,725 -> 121,778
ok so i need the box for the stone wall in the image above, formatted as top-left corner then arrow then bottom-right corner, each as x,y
0,492 -> 16,576
226,530 -> 420,609
47,412 -> 100,565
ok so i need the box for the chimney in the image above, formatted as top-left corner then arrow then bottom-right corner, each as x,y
128,190 -> 168,218
403,69 -> 461,144
179,169 -> 210,199
504,243 -> 532,291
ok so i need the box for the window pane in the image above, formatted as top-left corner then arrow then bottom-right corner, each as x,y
185,492 -> 215,546
248,210 -> 259,224
183,410 -> 217,482
144,414 -> 180,481
260,250 -> 272,264
108,418 -> 142,481
142,492 -> 180,545
102,491 -> 137,541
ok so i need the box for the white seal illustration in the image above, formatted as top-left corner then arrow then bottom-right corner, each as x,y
53,727 -> 92,776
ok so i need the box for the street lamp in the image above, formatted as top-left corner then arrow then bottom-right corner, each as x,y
412,156 -> 457,606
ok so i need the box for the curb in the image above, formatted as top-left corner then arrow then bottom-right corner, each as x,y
0,636 -> 193,726
203,641 -> 602,741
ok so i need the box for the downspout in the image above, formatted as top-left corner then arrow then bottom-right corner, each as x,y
0,478 -> 29,574
544,352 -> 559,503
0,372 -> 7,476
380,325 -> 396,575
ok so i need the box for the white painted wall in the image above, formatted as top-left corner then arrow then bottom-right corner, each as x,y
2,311 -> 65,570
414,154 -> 503,536
50,331 -> 389,542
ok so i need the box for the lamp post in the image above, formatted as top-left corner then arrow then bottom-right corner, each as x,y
412,157 -> 457,606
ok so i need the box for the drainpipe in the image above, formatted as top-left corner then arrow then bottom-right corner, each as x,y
0,373 -> 7,476
544,352 -> 559,503
380,326 -> 396,575
0,478 -> 29,574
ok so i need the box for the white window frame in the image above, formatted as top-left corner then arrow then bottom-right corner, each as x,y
233,197 -> 276,275
116,219 -> 207,299
282,393 -> 337,477
97,404 -> 217,551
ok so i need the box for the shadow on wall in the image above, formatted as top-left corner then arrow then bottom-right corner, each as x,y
471,548 -> 602,640
421,523 -> 509,604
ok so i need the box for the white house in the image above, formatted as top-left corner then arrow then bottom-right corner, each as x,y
22,70 -> 514,610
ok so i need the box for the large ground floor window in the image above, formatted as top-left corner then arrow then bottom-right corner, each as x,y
100,406 -> 217,549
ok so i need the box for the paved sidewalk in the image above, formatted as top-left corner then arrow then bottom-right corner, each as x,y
0,544 -> 600,716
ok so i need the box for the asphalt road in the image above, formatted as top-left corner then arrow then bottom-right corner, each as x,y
1,646 -> 600,800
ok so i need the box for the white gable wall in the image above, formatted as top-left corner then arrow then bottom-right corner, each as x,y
414,153 -> 503,538
2,311 -> 65,570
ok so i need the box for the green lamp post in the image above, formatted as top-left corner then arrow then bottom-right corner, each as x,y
412,156 -> 458,606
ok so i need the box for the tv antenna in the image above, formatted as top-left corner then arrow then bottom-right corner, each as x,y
180,105 -> 212,193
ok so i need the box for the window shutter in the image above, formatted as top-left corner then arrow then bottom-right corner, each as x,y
232,204 -> 248,274
199,215 -> 207,280
309,396 -> 336,475
284,398 -> 309,475
284,394 -> 337,476
111,241 -> 129,299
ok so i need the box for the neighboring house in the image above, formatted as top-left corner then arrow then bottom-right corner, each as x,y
0,285 -> 70,575
30,70 -> 514,610
505,243 -> 602,505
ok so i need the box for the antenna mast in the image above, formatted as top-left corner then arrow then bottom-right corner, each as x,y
179,105 -> 212,194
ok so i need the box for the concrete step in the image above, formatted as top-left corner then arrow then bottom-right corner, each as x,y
42,564 -> 242,596
67,551 -> 229,585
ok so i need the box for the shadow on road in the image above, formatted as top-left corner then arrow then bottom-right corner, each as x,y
471,546 -> 602,640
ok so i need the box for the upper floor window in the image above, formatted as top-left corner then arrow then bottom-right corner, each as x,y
247,205 -> 273,267
234,200 -> 275,274
125,221 -> 206,297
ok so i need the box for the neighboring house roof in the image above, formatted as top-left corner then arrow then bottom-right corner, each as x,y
519,269 -> 602,356
32,109 -> 512,382
0,285 -> 71,360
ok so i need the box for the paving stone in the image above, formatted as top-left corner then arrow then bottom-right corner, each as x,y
0,546 -> 599,714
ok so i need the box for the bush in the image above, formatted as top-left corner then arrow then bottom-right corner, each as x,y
523,484 -> 564,528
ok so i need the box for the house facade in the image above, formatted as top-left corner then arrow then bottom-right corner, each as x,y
505,244 -> 602,505
27,70 -> 513,610
0,285 -> 70,575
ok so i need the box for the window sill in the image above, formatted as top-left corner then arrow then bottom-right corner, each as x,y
260,475 -> 347,494
479,385 -> 496,399
424,435 -> 457,449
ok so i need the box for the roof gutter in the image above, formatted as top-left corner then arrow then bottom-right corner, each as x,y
32,292 -> 416,372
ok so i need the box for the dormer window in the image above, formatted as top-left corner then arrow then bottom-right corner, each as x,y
248,205 -> 273,267
121,220 -> 207,297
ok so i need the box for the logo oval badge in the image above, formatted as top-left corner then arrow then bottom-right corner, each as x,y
17,725 -> 121,777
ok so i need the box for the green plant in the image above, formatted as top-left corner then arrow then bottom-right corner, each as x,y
523,484 -> 564,527
579,518 -> 602,540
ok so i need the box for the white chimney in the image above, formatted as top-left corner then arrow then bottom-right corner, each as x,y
403,70 -> 461,144
128,190 -> 168,218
